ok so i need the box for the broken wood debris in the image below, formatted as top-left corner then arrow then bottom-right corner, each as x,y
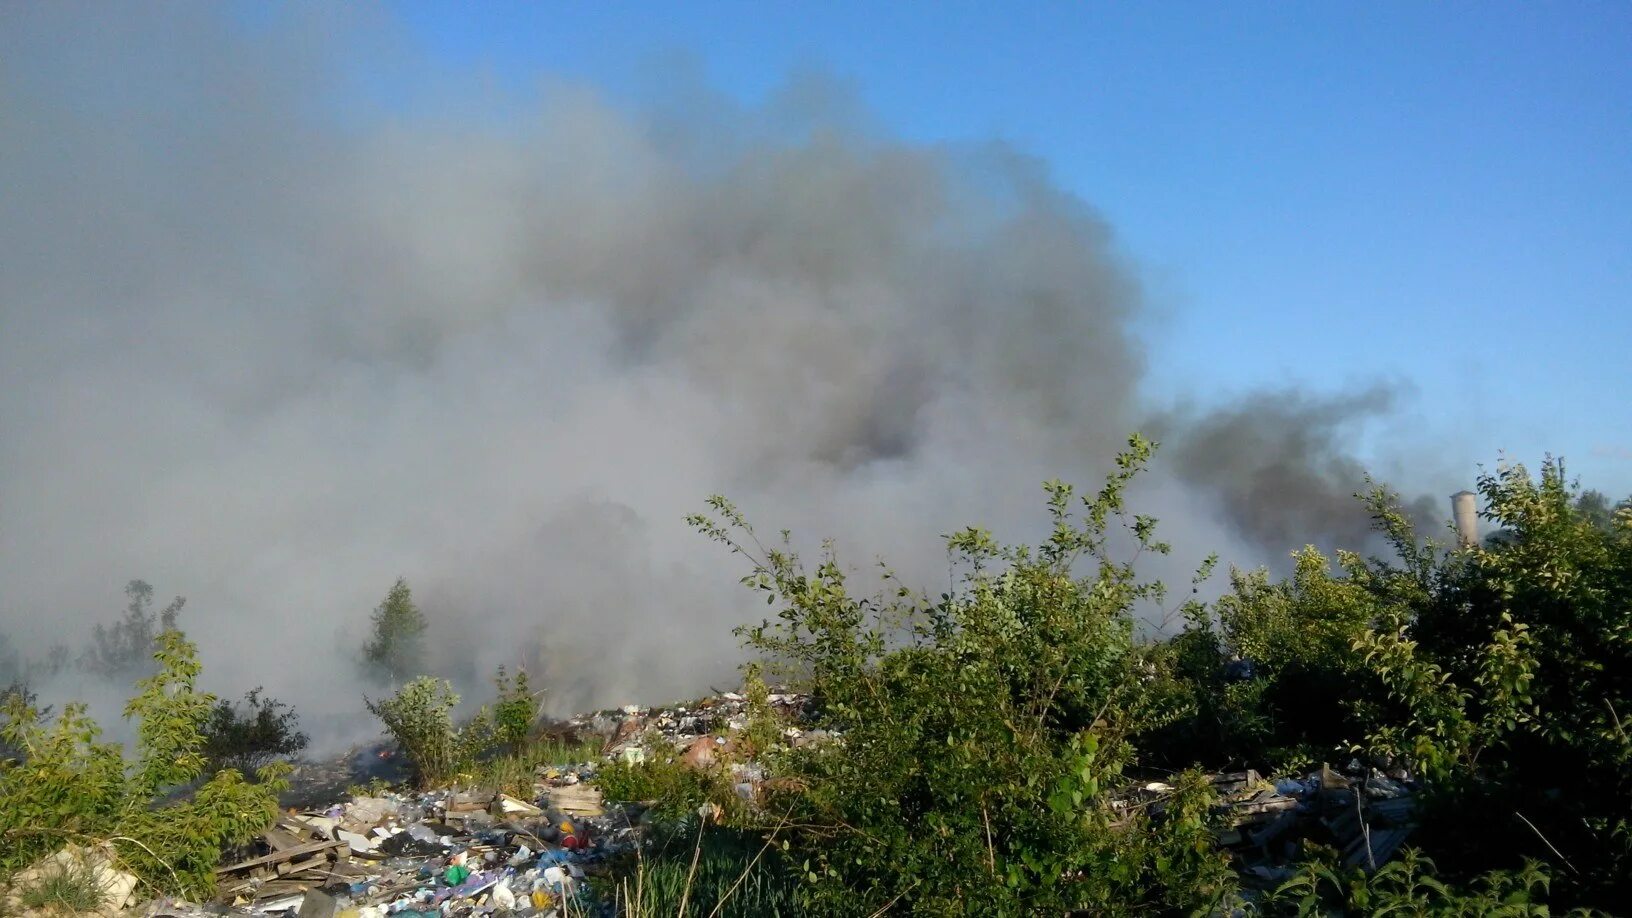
215,813 -> 358,902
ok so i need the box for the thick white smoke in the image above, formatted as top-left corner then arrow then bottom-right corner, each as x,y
0,5 -> 1445,746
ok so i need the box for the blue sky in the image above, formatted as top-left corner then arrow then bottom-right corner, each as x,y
394,1 -> 1631,493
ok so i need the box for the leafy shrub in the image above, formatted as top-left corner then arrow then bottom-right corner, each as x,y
679,441 -> 1632,913
596,752 -> 736,821
492,665 -> 540,755
1141,457 -> 1632,910
365,676 -> 492,787
0,631 -> 284,899
689,436 -> 1240,915
1137,545 -> 1405,774
201,688 -> 309,775
1363,460 -> 1632,906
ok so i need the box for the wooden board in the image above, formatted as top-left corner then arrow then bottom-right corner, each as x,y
216,838 -> 345,875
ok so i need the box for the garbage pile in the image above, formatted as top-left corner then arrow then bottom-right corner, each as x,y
195,773 -> 621,917
568,691 -> 819,803
571,691 -> 816,759
150,691 -> 818,916
1125,761 -> 1419,888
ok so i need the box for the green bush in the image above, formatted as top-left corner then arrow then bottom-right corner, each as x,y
1140,457 -> 1631,910
675,440 -> 1632,913
689,436 -> 1239,916
365,676 -> 492,788
0,631 -> 284,899
201,687 -> 308,775
596,752 -> 737,821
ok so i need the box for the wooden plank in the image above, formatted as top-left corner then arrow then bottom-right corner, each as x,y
253,879 -> 322,899
275,854 -> 331,877
216,839 -> 345,875
264,826 -> 304,851
277,814 -> 323,839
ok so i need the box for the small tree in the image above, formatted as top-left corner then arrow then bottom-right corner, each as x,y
362,577 -> 427,685
79,580 -> 186,679
492,665 -> 540,756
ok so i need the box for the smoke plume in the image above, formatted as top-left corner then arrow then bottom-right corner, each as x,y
0,5 -> 1442,742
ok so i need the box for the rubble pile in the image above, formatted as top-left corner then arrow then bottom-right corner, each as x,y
570,691 -> 819,802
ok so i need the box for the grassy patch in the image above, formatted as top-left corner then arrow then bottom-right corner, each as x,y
604,820 -> 800,918
16,858 -> 108,914
469,737 -> 602,795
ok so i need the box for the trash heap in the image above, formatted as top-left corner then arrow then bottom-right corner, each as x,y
195,774 -> 618,917
572,691 -> 817,758
568,691 -> 820,802
98,690 -> 818,917
1122,761 -> 1419,888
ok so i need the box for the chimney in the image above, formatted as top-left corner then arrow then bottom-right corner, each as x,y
1451,490 -> 1478,548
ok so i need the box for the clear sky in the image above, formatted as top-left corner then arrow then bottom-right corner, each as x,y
391,1 -> 1632,494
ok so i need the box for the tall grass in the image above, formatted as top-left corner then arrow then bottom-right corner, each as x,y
469,736 -> 602,795
15,857 -> 109,913
609,820 -> 801,918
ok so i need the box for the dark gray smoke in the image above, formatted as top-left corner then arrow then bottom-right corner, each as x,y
0,5 -> 1448,741
1159,387 -> 1442,552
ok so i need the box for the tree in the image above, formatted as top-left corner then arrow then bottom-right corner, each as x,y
79,580 -> 185,679
1574,488 -> 1632,533
362,577 -> 427,685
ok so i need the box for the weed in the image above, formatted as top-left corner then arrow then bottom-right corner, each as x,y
493,665 -> 541,756
15,856 -> 107,914
469,737 -> 601,795
596,753 -> 738,822
605,819 -> 800,918
345,776 -> 396,798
